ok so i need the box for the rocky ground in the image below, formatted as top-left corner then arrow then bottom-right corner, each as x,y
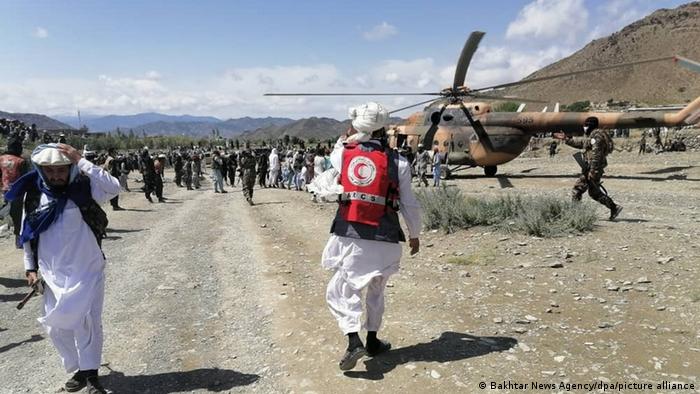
1,145 -> 698,393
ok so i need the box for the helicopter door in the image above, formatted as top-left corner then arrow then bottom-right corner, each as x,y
396,133 -> 408,148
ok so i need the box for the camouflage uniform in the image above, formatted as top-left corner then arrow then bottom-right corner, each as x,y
239,150 -> 257,205
564,130 -> 619,214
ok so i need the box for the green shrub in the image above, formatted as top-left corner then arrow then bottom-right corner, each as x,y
416,187 -> 597,237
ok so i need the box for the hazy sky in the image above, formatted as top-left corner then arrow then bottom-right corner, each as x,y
0,0 -> 689,119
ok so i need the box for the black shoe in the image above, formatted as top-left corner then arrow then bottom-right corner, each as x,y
86,376 -> 106,394
221,190 -> 227,193
158,198 -> 166,203
215,190 -> 220,193
65,371 -> 88,392
609,205 -> 623,221
366,339 -> 392,357
146,196 -> 153,203
339,346 -> 366,371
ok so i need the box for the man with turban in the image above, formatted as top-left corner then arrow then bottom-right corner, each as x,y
321,102 -> 422,370
4,143 -> 120,393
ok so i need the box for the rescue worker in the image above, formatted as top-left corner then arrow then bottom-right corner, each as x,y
5,143 -> 120,393
239,149 -> 256,205
0,133 -> 29,246
321,102 -> 421,371
554,117 -> 623,220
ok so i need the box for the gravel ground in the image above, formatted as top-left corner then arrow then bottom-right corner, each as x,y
1,143 -> 699,394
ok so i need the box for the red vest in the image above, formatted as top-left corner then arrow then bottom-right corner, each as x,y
0,154 -> 25,192
331,142 -> 404,243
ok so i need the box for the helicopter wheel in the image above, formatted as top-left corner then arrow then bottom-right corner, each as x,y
440,167 -> 452,180
483,165 -> 497,177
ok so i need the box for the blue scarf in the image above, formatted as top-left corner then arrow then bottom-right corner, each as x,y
4,169 -> 92,248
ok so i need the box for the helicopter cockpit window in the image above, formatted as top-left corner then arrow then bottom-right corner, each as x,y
430,112 -> 442,124
442,114 -> 454,122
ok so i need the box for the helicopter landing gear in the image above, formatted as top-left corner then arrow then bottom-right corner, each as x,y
483,165 -> 497,177
440,167 -> 452,180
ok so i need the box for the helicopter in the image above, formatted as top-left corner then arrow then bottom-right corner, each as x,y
266,32 -> 700,178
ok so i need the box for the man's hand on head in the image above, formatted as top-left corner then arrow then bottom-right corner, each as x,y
56,143 -> 82,164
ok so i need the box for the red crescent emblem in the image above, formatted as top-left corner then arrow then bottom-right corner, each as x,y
354,163 -> 367,180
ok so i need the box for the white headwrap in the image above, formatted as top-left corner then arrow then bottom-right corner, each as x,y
31,144 -> 79,183
347,102 -> 388,143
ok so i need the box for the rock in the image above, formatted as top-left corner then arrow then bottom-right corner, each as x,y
493,317 -> 504,324
525,315 -> 539,322
549,262 -> 564,268
519,343 -> 532,352
260,224 -> 267,228
656,306 -> 667,311
517,241 -> 528,246
513,327 -> 528,334
605,267 -> 616,271
598,322 -> 613,329
430,370 -> 441,379
636,277 -> 651,284
425,243 -> 434,248
657,257 -> 674,264
554,355 -> 566,363
607,286 -> 620,292
157,285 -> 176,291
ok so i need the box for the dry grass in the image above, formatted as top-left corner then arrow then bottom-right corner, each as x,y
416,186 -> 598,237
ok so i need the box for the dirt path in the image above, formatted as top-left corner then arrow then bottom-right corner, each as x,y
1,148 -> 699,393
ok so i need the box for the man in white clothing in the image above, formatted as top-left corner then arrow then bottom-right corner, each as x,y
321,102 -> 421,371
5,143 -> 120,393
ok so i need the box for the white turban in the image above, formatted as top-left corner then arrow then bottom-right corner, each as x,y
31,144 -> 72,166
349,102 -> 389,134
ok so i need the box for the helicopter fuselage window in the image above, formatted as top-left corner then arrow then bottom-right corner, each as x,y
442,114 -> 454,122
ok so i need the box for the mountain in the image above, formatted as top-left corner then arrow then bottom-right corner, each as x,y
134,116 -> 294,136
502,2 -> 700,106
240,116 -> 406,141
241,117 -> 350,141
0,111 -> 73,130
54,112 -> 223,132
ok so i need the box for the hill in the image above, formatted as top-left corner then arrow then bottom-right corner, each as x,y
0,110 -> 73,130
502,2 -> 700,106
239,116 -> 406,141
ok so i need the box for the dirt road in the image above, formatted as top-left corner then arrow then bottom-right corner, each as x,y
1,148 -> 698,393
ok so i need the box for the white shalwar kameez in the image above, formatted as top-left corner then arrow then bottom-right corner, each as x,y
23,158 -> 121,373
322,138 -> 421,334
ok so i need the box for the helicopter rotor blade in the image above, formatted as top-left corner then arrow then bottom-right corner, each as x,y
453,31 -> 486,91
389,98 -> 442,114
471,56 -> 675,92
469,93 -> 548,103
264,92 -> 441,96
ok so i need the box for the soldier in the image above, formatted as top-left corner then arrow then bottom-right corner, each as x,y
192,154 -> 202,189
140,148 -> 157,203
638,133 -> 647,155
102,148 -> 124,210
0,133 -> 29,246
549,140 -> 558,158
239,149 -> 257,205
554,117 -> 623,221
183,154 -> 194,190
154,154 -> 166,202
226,152 -> 237,186
256,150 -> 268,188
173,153 -> 184,187
413,144 -> 430,187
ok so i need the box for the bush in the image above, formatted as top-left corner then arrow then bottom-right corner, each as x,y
416,187 -> 597,237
